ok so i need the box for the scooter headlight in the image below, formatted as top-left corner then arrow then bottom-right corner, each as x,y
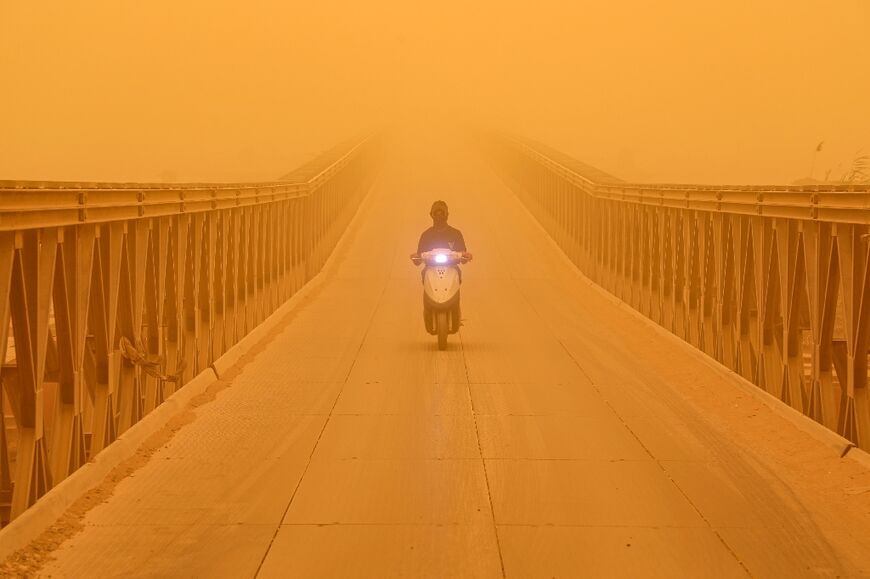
434,253 -> 448,264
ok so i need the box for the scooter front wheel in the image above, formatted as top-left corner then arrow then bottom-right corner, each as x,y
436,311 -> 448,350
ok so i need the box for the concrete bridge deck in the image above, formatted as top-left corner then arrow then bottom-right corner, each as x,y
31,143 -> 870,577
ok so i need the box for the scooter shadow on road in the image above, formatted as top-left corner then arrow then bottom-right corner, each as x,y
391,338 -> 457,353
393,332 -> 495,354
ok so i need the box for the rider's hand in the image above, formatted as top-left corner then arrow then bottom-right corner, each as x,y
410,253 -> 422,265
462,252 -> 473,262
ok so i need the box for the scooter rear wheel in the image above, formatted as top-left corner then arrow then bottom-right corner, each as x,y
436,311 -> 448,350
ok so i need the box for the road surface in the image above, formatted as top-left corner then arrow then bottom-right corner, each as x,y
36,139 -> 870,578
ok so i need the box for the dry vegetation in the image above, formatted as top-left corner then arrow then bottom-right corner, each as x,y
823,151 -> 870,184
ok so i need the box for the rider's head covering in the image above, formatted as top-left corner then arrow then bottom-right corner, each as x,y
430,200 -> 448,218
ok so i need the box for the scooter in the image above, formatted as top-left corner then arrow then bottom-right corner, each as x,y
412,249 -> 471,350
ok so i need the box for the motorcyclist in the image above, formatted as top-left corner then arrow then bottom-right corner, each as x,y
410,200 -> 472,333
410,200 -> 472,264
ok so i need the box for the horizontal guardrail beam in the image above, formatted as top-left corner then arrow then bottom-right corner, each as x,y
0,139 -> 369,231
508,139 -> 870,225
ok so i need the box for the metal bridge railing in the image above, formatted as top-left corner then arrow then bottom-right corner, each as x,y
490,135 -> 870,450
0,136 -> 380,525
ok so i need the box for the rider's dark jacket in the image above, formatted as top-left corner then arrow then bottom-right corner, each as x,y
417,225 -> 467,254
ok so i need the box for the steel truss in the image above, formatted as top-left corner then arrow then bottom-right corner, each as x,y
0,137 -> 379,525
491,136 -> 870,451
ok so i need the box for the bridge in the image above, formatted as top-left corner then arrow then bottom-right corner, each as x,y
1,132 -> 869,577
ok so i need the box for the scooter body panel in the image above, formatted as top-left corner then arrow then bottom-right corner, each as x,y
417,248 -> 466,339
422,265 -> 461,309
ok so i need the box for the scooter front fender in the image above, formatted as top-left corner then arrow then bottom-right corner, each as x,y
422,266 -> 461,307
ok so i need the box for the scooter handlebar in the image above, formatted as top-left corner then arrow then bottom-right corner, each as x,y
417,250 -> 468,266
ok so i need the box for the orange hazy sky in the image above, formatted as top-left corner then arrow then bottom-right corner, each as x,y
1,0 -> 868,184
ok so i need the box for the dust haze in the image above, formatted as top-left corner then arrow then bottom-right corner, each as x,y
1,0 -> 868,184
